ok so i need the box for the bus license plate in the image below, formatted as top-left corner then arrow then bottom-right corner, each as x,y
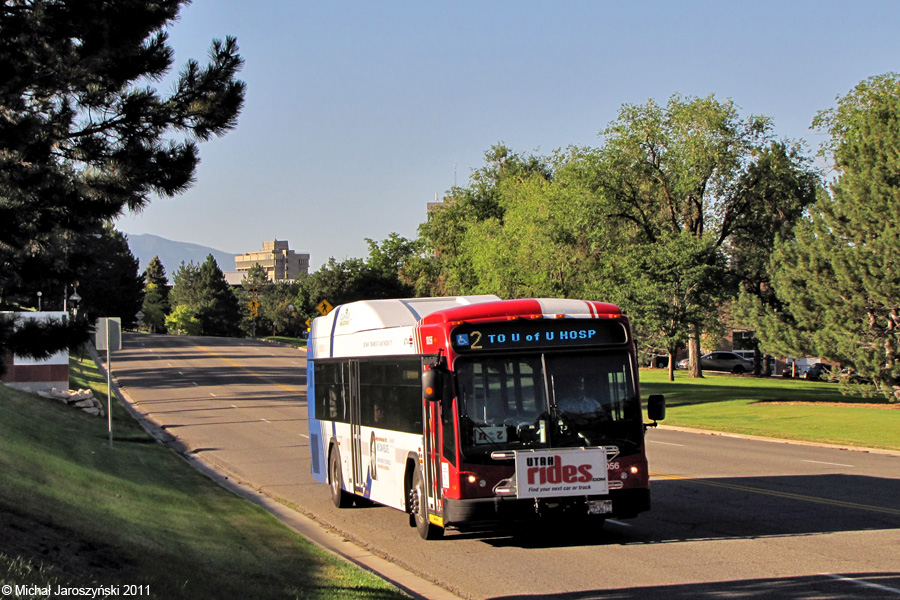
587,500 -> 613,515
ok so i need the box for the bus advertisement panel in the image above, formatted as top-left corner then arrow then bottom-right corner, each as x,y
307,296 -> 665,540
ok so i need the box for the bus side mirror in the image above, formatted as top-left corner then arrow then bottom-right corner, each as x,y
647,394 -> 665,422
423,368 -> 442,402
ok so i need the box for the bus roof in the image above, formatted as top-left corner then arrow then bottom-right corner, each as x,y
313,295 -> 501,337
310,297 -> 624,359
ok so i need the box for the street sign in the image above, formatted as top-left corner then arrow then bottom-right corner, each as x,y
248,298 -> 261,318
316,300 -> 334,315
95,317 -> 121,449
95,317 -> 122,351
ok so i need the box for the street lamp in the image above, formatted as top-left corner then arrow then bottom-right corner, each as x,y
37,291 -> 42,311
69,289 -> 81,318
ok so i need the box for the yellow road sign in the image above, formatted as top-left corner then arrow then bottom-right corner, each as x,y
248,298 -> 260,318
316,299 -> 334,315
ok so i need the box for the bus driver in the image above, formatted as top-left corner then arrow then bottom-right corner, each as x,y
557,377 -> 605,416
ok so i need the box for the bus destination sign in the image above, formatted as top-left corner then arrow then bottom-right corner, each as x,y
451,319 -> 627,353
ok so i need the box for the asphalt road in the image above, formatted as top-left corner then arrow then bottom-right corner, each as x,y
108,334 -> 900,600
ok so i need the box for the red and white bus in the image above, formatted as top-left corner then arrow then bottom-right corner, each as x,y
307,296 -> 665,539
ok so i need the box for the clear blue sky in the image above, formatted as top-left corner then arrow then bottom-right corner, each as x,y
116,0 -> 900,270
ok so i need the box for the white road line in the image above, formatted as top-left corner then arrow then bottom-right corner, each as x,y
821,573 -> 900,595
649,440 -> 684,446
802,460 -> 853,467
231,405 -> 238,409
209,393 -> 217,397
606,519 -> 632,528
260,418 -> 270,423
299,433 -> 310,439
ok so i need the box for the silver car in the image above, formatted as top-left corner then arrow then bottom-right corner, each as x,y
678,351 -> 754,374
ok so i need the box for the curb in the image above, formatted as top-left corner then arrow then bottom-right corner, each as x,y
657,424 -> 900,457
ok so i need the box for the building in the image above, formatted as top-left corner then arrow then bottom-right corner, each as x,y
1,312 -> 69,391
233,240 -> 310,283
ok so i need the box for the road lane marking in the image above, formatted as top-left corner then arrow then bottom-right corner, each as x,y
801,459 -> 853,467
209,393 -> 217,397
649,440 -> 684,447
606,519 -> 633,528
195,345 -> 304,395
651,472 -> 900,516
821,573 -> 900,595
260,418 -> 270,423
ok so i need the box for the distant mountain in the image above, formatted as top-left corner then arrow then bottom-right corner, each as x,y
126,233 -> 238,283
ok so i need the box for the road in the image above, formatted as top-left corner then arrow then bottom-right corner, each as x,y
109,334 -> 900,599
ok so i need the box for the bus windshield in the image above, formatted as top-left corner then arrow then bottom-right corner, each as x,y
455,351 -> 643,459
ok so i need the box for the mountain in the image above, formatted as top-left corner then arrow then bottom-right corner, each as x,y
126,233 -> 238,282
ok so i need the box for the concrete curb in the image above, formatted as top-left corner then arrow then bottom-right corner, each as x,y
657,424 -> 900,457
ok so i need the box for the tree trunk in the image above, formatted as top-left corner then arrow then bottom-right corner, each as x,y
688,328 -> 703,378
668,350 -> 676,382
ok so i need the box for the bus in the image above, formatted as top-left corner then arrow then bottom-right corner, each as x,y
307,296 -> 665,539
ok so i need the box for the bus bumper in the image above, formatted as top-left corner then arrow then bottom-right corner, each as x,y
442,488 -> 651,529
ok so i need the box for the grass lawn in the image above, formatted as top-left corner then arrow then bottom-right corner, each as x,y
639,369 -> 900,451
0,352 -> 407,600
261,335 -> 308,349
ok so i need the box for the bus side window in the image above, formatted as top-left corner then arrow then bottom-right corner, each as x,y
315,361 -> 348,423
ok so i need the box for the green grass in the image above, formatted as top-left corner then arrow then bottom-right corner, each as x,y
262,335 -> 308,349
639,369 -> 900,451
0,352 -> 407,600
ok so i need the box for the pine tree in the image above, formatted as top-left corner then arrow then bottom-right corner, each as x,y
196,255 -> 241,337
77,227 -> 144,326
769,73 -> 900,400
143,256 -> 171,314
0,0 -> 244,357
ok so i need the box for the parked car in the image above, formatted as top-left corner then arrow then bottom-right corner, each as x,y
678,351 -> 754,374
733,350 -> 776,372
803,363 -> 833,381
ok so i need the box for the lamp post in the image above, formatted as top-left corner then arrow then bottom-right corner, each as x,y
36,291 -> 42,311
69,288 -> 81,319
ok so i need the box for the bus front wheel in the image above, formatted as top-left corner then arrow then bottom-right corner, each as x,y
410,468 -> 444,540
329,448 -> 352,508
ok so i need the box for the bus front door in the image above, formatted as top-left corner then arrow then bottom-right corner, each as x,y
423,394 -> 443,518
349,360 -> 366,495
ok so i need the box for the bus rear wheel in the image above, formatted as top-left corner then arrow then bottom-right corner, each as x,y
410,468 -> 443,540
329,448 -> 352,508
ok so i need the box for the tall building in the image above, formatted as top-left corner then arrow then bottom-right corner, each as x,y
234,240 -> 310,282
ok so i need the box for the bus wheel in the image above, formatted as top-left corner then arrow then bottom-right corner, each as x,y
410,468 -> 444,540
329,448 -> 352,508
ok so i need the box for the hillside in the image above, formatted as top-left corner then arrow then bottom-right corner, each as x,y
126,233 -> 238,281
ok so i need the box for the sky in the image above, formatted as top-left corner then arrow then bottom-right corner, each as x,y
116,0 -> 900,270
